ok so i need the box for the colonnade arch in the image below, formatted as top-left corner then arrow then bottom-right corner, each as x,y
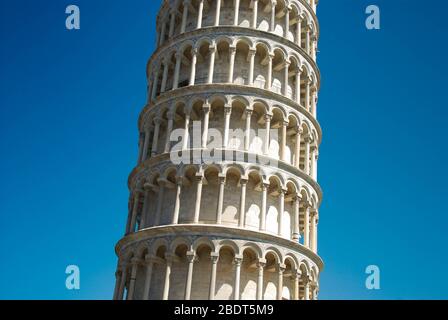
156,0 -> 318,57
149,35 -> 319,113
114,236 -> 320,300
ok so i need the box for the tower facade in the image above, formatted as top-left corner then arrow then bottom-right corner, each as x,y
114,0 -> 322,300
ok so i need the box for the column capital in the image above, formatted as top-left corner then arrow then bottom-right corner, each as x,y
209,45 -> 217,53
234,254 -> 244,266
210,252 -> 220,264
224,104 -> 232,114
144,254 -> 158,264
130,257 -> 143,266
257,258 -> 267,268
277,263 -> 286,273
186,251 -> 197,263
239,177 -> 249,185
229,45 -> 237,53
203,103 -> 211,112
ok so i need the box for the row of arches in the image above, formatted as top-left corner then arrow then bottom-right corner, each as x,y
157,0 -> 318,59
126,163 -> 320,253
149,36 -> 319,112
114,237 -> 319,300
139,95 -> 319,179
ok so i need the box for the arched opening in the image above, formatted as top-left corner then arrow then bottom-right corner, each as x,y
240,247 -> 259,299
214,39 -> 231,83
266,176 -> 281,235
254,43 -> 269,89
233,40 -> 251,85
215,246 -> 236,299
195,40 -> 212,84
200,166 -> 220,223
191,244 -> 213,300
263,252 -> 279,300
245,171 -> 263,230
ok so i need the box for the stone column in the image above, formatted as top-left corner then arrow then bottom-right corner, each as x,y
182,114 -> 190,150
295,68 -> 302,104
311,209 -> 319,253
216,175 -> 226,224
260,183 -> 268,231
155,183 -> 165,225
137,133 -> 143,164
208,46 -> 216,84
117,264 -> 128,300
162,255 -> 174,300
181,0 -> 190,33
209,252 -> 220,300
189,49 -> 198,86
129,191 -> 140,234
184,251 -> 196,300
304,276 -> 311,300
293,270 -> 301,300
304,134 -> 311,175
270,0 -> 277,32
173,53 -> 182,90
223,104 -> 232,147
244,109 -> 253,151
296,17 -> 302,46
233,255 -> 243,300
151,117 -> 162,156
277,263 -> 286,300
284,7 -> 290,38
139,184 -> 151,229
252,0 -> 259,29
159,20 -> 167,46
264,114 -> 271,155
160,60 -> 170,93
280,120 -> 288,161
197,0 -> 204,29
292,194 -> 301,241
278,189 -> 285,236
127,258 -> 141,300
267,53 -> 274,90
142,125 -> 151,162
310,146 -> 318,180
151,69 -> 160,99
306,26 -> 311,54
215,0 -> 222,26
234,0 -> 240,26
228,46 -> 236,83
168,10 -> 176,38
172,177 -> 183,224
294,127 -> 302,168
304,201 -> 311,248
142,255 -> 155,300
248,49 -> 256,85
283,61 -> 290,96
164,112 -> 174,153
311,87 -> 317,117
113,269 -> 121,300
239,178 -> 248,228
202,103 -> 211,148
256,259 -> 266,300
194,175 -> 204,223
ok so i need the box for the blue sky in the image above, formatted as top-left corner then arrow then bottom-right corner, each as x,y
0,0 -> 447,299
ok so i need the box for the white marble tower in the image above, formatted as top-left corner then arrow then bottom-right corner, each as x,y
114,0 -> 322,300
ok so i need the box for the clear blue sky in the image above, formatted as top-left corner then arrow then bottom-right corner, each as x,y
0,0 -> 447,300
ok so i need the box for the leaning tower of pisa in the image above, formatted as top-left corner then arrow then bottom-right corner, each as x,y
114,0 -> 322,300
